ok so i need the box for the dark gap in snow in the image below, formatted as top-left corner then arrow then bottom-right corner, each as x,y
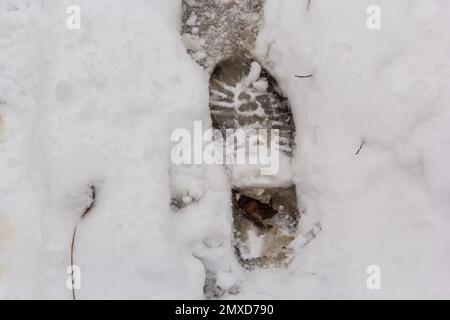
180,0 -> 301,270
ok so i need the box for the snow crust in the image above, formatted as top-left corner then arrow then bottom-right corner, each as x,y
0,0 -> 449,299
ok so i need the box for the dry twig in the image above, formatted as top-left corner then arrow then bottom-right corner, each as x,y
355,140 -> 366,156
295,74 -> 313,79
70,185 -> 96,300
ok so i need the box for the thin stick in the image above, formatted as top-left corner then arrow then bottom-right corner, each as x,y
295,74 -> 313,79
81,186 -> 96,218
70,224 -> 78,300
355,140 -> 365,155
70,185 -> 96,300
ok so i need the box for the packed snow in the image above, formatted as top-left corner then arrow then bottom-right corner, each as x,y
0,0 -> 450,299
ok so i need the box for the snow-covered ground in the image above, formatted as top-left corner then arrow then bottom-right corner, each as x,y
1,0 -> 450,299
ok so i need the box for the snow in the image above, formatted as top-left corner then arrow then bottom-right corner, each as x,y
1,0 -> 208,299
244,62 -> 262,87
251,0 -> 450,299
1,0 -> 450,299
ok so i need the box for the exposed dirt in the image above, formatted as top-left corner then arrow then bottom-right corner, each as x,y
181,0 -> 300,271
232,186 -> 298,268
209,52 -> 299,268
209,51 -> 296,155
182,0 -> 265,69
